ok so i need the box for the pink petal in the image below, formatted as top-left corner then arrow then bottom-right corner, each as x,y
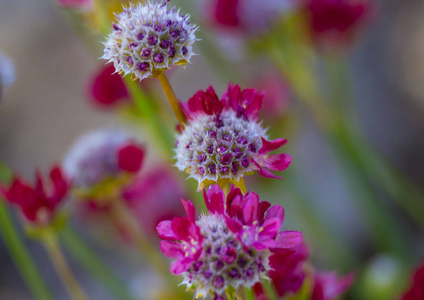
259,217 -> 282,239
243,192 -> 259,225
214,0 -> 240,27
156,220 -> 178,240
258,137 -> 288,155
251,159 -> 283,180
225,217 -> 243,235
262,154 -> 292,171
222,83 -> 241,110
242,88 -> 264,120
170,257 -> 193,275
205,185 -> 225,214
257,201 -> 271,223
275,231 -> 303,249
159,240 -> 185,258
181,198 -> 196,221
171,217 -> 192,240
264,205 -> 285,222
117,144 -> 145,173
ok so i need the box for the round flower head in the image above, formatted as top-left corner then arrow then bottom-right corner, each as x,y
176,83 -> 292,191
63,129 -> 144,198
157,185 -> 302,299
101,1 -> 198,81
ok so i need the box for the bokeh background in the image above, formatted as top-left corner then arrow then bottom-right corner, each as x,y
1,0 -> 424,299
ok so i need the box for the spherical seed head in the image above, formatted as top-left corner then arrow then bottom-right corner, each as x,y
175,110 -> 266,188
183,214 -> 271,299
101,1 -> 198,81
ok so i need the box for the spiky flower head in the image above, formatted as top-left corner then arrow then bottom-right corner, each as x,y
101,1 -> 198,81
157,185 -> 302,299
175,83 -> 292,191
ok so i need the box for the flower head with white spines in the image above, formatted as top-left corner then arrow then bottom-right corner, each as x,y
101,0 -> 198,81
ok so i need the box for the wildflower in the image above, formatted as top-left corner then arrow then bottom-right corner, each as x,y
304,0 -> 372,49
311,271 -> 355,300
88,64 -> 129,108
175,83 -> 292,191
157,184 -> 302,299
63,129 -> 144,199
1,166 -> 69,225
101,1 -> 198,81
400,263 -> 424,300
0,52 -> 15,100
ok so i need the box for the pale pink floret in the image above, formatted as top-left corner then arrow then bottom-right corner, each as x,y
312,271 -> 355,300
157,185 -> 302,297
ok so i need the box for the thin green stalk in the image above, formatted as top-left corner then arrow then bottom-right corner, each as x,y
60,227 -> 138,300
0,200 -> 54,300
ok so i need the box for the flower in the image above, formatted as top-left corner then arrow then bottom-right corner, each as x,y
400,263 -> 424,300
304,0 -> 372,49
157,184 -> 302,299
63,129 -> 144,194
311,271 -> 355,300
175,83 -> 292,191
0,52 -> 15,100
88,64 -> 129,108
1,166 -> 69,225
101,1 -> 198,81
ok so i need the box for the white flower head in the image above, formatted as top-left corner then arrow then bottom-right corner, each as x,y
101,1 -> 198,81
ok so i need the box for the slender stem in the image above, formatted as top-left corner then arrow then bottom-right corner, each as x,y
157,72 -> 187,127
42,233 -> 89,300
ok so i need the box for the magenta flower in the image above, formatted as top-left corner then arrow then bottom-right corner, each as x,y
88,64 -> 129,108
400,263 -> 424,300
176,83 -> 292,191
157,184 -> 302,298
304,0 -> 372,48
1,166 -> 69,225
311,271 -> 355,300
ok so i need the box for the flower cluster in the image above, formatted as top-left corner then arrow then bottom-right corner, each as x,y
175,83 -> 292,190
157,184 -> 302,299
63,129 -> 144,194
101,1 -> 198,81
1,166 -> 69,225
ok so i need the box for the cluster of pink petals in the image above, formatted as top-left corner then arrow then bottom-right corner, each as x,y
1,166 -> 69,224
400,262 -> 424,300
305,0 -> 372,46
157,184 -> 302,275
179,83 -> 292,180
311,271 -> 355,300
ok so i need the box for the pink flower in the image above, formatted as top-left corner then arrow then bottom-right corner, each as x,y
117,143 -> 145,173
122,167 -> 186,235
400,263 -> 424,300
176,83 -> 292,190
56,0 -> 92,9
311,271 -> 355,300
304,0 -> 372,49
88,64 -> 129,108
157,184 -> 302,298
1,166 -> 69,225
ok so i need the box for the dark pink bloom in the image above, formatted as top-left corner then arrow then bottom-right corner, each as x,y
311,271 -> 355,300
305,0 -> 372,47
214,0 -> 240,27
176,83 -> 292,189
88,64 -> 129,108
400,263 -> 424,300
122,168 -> 186,235
117,144 -> 145,173
1,166 -> 69,225
157,184 -> 302,298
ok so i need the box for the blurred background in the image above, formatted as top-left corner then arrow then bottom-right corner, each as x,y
0,0 -> 424,299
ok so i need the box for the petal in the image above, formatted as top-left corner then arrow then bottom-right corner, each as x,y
170,257 -> 194,275
259,217 -> 282,239
117,144 -> 145,173
258,137 -> 288,155
262,154 -> 292,171
171,217 -> 192,240
181,198 -> 196,221
156,220 -> 178,240
205,185 -> 225,214
159,240 -> 185,258
225,217 -> 243,235
222,83 -> 241,110
275,231 -> 303,249
243,192 -> 259,225
264,205 -> 285,222
257,201 -> 271,223
242,88 -> 264,120
251,159 -> 283,180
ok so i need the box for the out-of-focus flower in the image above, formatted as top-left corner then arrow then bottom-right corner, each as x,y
210,0 -> 296,34
176,83 -> 292,191
101,1 -> 198,81
304,0 -> 372,49
400,263 -> 424,300
122,167 -> 186,235
55,0 -> 92,9
157,184 -> 302,299
88,63 -> 129,108
1,166 -> 69,225
63,129 -> 144,199
0,52 -> 15,100
311,271 -> 355,300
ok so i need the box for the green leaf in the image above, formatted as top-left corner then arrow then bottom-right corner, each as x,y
60,227 -> 137,300
0,200 -> 54,300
